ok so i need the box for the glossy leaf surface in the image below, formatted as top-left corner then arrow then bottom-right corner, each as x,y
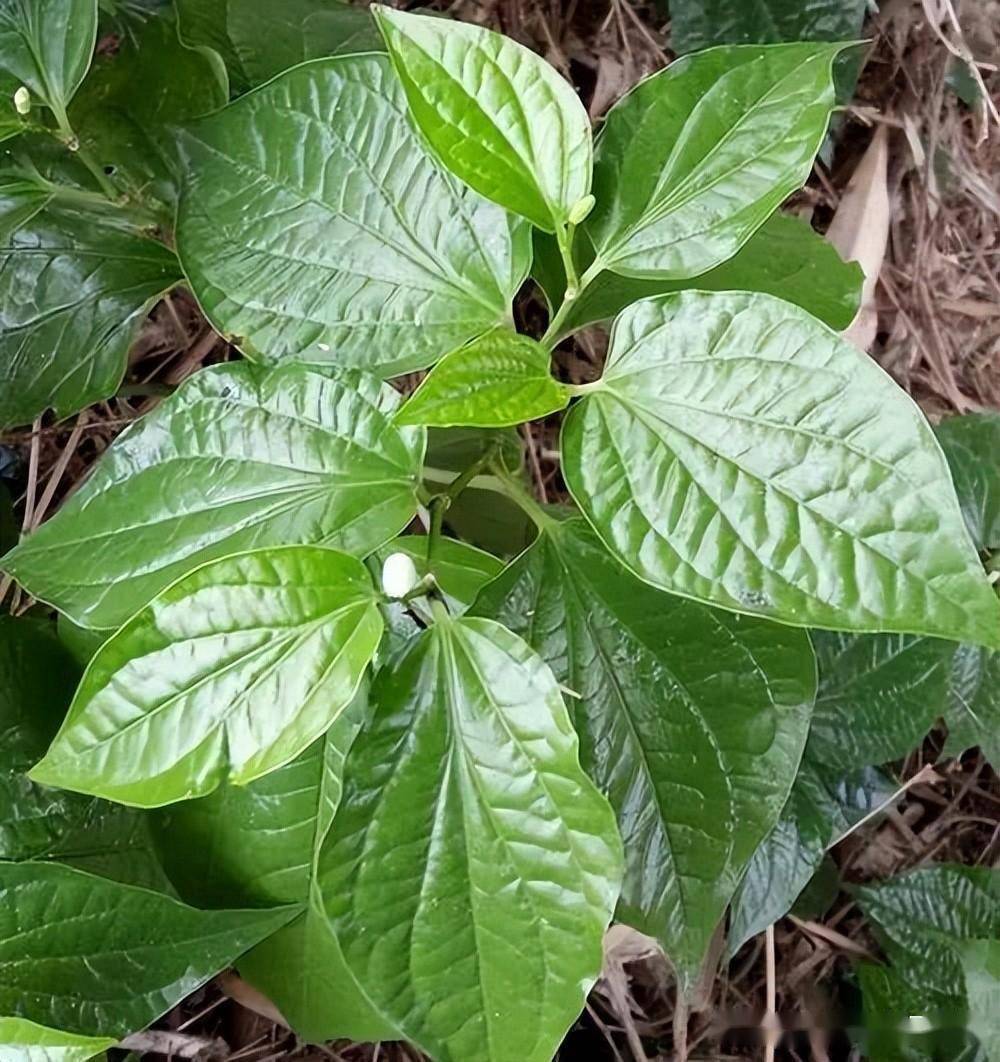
472,518 -> 815,989
727,762 -> 894,955
177,54 -> 529,374
584,44 -> 840,278
0,860 -> 293,1037
30,546 -> 382,806
562,291 -> 1000,646
397,330 -> 569,428
0,0 -> 97,119
855,865 -> 1000,1008
0,1018 -> 113,1062
533,213 -> 863,342
374,6 -> 591,232
69,16 -> 228,211
808,631 -> 955,771
320,616 -> 623,1061
154,701 -> 395,1043
0,190 -> 180,427
0,616 -> 167,888
936,412 -> 1000,552
2,362 -> 425,629
373,536 -> 503,613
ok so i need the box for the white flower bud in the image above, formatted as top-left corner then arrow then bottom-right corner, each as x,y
381,551 -> 419,599
567,193 -> 595,225
13,86 -> 30,116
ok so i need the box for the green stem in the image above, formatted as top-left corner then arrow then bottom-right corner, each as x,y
426,441 -> 502,560
50,106 -> 120,202
539,254 -> 604,350
555,221 -> 579,297
489,461 -> 556,532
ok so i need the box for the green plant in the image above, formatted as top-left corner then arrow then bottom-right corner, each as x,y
1,3 -> 998,1060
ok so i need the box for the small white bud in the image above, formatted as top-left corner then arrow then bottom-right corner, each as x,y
13,86 -> 30,116
567,193 -> 595,225
381,551 -> 419,599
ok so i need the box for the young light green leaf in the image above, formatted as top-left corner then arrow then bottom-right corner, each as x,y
0,0 -> 97,124
153,700 -> 396,1043
69,16 -> 228,211
2,362 -> 425,629
30,546 -> 383,807
936,412 -> 1000,553
396,331 -> 570,428
533,212 -> 864,342
808,632 -> 956,771
854,865 -> 1000,1008
727,762 -> 896,956
0,860 -> 295,1038
0,1017 -> 114,1062
320,616 -> 623,1061
372,536 -> 503,613
471,517 -> 814,991
176,54 -> 529,375
584,43 -> 841,279
562,291 -> 1000,647
0,616 -> 169,889
374,5 -> 591,232
0,191 -> 180,428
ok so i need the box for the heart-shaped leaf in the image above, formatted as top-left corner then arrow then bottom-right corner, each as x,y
30,546 -> 383,806
0,188 -> 180,428
320,615 -> 623,1061
472,517 -> 815,990
176,53 -> 529,375
374,5 -> 592,232
153,698 -> 396,1043
533,212 -> 863,343
584,43 -> 842,279
0,860 -> 294,1037
562,291 -> 1000,647
0,0 -> 97,123
396,330 -> 570,428
2,362 -> 425,629
0,1017 -> 114,1062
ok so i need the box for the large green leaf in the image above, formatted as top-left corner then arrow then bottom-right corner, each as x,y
176,54 -> 529,375
0,860 -> 294,1037
533,212 -> 863,343
154,698 -> 396,1043
936,412 -> 1000,554
0,189 -> 180,427
30,546 -> 383,806
0,1018 -> 113,1062
808,632 -> 955,771
397,330 -> 570,428
561,291 -> 1000,646
0,0 -> 97,123
727,761 -> 895,956
0,616 -> 168,888
374,6 -> 591,232
69,15 -> 227,211
854,865 -> 1000,1009
583,43 -> 841,279
471,517 -> 814,989
320,615 -> 623,1061
2,362 -> 425,629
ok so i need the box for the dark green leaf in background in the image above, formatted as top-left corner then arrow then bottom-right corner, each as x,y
936,412 -> 1000,553
0,188 -> 180,428
533,212 -> 863,343
0,1017 -> 114,1062
0,0 -> 97,125
583,43 -> 841,279
30,546 -> 383,806
374,5 -> 592,232
945,643 -> 1000,768
472,518 -> 815,991
2,363 -> 425,629
562,291 -> 1000,647
320,616 -> 623,1061
69,16 -> 228,212
177,54 -> 529,375
396,330 -> 570,428
154,695 -> 396,1043
0,860 -> 294,1037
